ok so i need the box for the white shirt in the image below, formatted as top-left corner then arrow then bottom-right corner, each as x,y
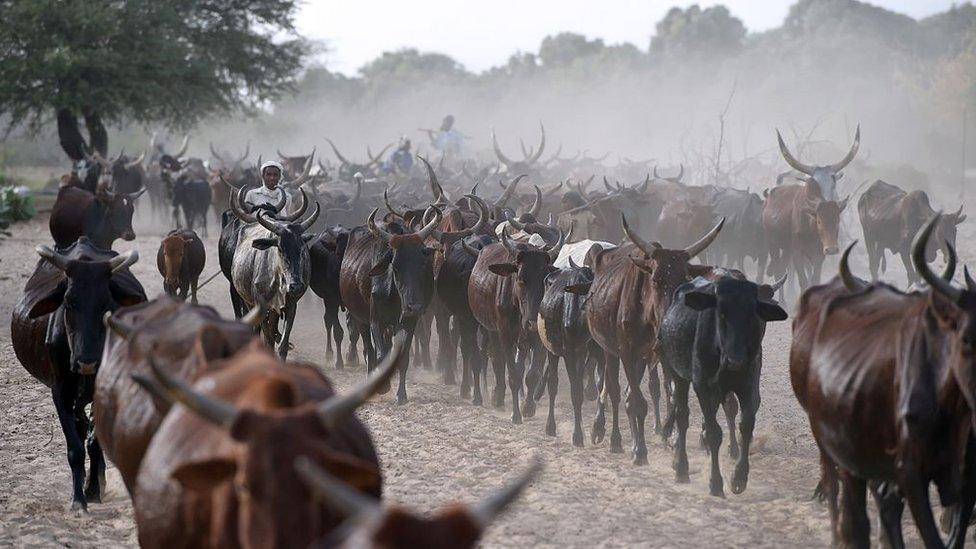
244,185 -> 288,210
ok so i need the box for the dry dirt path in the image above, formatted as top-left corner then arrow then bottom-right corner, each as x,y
3,206 -> 957,547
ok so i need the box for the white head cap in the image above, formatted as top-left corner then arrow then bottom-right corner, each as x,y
260,160 -> 284,174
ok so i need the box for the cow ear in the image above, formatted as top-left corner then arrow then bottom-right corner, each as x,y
369,254 -> 392,277
302,233 -> 319,243
564,282 -> 592,295
28,280 -> 67,319
172,457 -> 237,492
488,263 -> 518,276
310,443 -> 383,493
957,215 -> 967,225
756,301 -> 788,322
110,279 -> 147,307
683,290 -> 716,311
252,238 -> 278,250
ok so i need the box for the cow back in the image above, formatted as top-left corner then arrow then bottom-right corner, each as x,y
584,245 -> 654,361
339,229 -> 387,324
49,186 -> 96,248
467,243 -> 518,334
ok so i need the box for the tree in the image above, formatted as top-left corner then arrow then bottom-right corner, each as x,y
538,33 -> 605,67
650,5 -> 746,59
358,49 -> 469,85
0,0 -> 306,160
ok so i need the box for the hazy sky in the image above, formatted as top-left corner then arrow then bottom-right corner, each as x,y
297,0 -> 960,75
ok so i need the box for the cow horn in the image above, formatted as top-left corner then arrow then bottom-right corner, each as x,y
500,227 -> 518,255
241,302 -> 266,327
125,151 -> 146,169
965,266 -> 976,292
238,142 -> 250,163
526,122 -> 546,164
103,311 -> 135,338
939,241 -> 958,282
92,151 -> 112,169
367,208 -> 393,244
547,223 -> 570,261
684,217 -> 725,259
418,155 -> 449,205
491,127 -> 516,167
603,177 -> 615,193
109,250 -> 139,273
568,256 -> 579,270
209,142 -> 224,162
769,273 -> 788,292
174,134 -> 190,158
776,130 -> 815,175
544,181 -> 563,196
463,194 -> 488,235
270,188 -> 288,214
367,143 -> 392,167
323,138 -> 351,166
494,174 -> 526,210
143,355 -> 238,428
291,147 -> 316,186
124,188 -> 147,202
469,457 -> 543,530
838,241 -> 864,291
417,206 -> 442,240
507,217 -> 526,232
299,202 -> 321,232
277,189 -> 308,221
527,185 -> 543,218
294,456 -> 381,518
317,332 -> 406,427
230,182 -> 257,223
462,239 -> 481,258
36,245 -> 70,271
276,148 -> 290,160
828,125 -> 861,173
384,187 -> 404,218
256,210 -> 282,235
912,213 -> 963,303
621,214 -> 658,257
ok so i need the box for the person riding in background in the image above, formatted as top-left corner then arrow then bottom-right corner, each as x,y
385,137 -> 414,174
427,115 -> 464,157
245,160 -> 289,213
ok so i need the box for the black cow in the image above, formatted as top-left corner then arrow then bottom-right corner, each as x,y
10,238 -> 146,510
657,272 -> 787,497
171,178 -> 212,236
49,182 -> 142,249
309,225 -> 352,369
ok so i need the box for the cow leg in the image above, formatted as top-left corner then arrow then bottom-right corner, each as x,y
565,353 -> 585,447
459,321 -> 482,405
866,241 -> 881,281
898,247 -> 916,286
52,375 -> 89,511
591,351 -> 610,445
327,306 -> 344,370
605,355 -> 623,454
646,363 -> 662,436
491,336 -> 508,409
869,482 -> 905,549
837,471 -> 870,548
621,357 -> 649,465
83,413 -> 105,503
946,443 -> 976,549
521,341 -> 545,419
413,312 -> 433,371
360,321 -> 378,374
669,375 -> 691,482
228,284 -> 246,319
346,313 -> 361,366
434,304 -> 456,385
811,256 -> 824,286
584,345 -> 599,401
543,352 -> 559,437
395,319 -> 419,406
261,310 -> 279,349
509,343 -> 528,424
459,321 -> 472,400
730,384 -> 757,494
277,302 -> 298,360
724,394 -> 740,459
900,471 -> 946,549
696,388 -> 725,497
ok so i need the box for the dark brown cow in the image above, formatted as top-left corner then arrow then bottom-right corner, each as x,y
858,179 -> 964,283
132,333 -> 406,549
762,180 -> 848,292
155,229 -> 206,303
49,181 -> 143,249
793,216 -> 976,547
656,197 -> 717,258
468,227 -> 566,424
10,239 -> 145,510
296,457 -> 542,549
585,215 -> 724,464
94,297 -> 261,494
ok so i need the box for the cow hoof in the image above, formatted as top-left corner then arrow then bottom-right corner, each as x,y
591,420 -> 605,444
610,436 -> 623,454
545,421 -> 556,437
84,486 -> 102,504
71,500 -> 89,514
573,430 -> 584,447
396,394 -> 408,406
632,451 -> 648,466
675,470 -> 690,484
472,394 -> 483,407
731,468 -> 748,494
710,480 -> 726,498
511,413 -> 522,425
460,384 -> 471,399
492,389 -> 505,409
521,399 -> 536,418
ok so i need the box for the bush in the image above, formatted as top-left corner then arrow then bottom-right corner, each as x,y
0,186 -> 35,231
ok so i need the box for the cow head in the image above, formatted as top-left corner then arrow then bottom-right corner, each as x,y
133,333 -> 408,549
554,257 -> 595,338
776,125 -> 860,202
936,204 -> 966,262
31,243 -> 141,374
805,183 -> 849,256
366,206 -> 442,319
253,199 -> 320,298
94,180 -> 143,242
159,232 -> 189,296
683,277 -> 788,370
325,138 -> 387,181
912,215 -> 976,431
491,123 -> 546,177
489,227 -> 566,335
295,454 -> 541,549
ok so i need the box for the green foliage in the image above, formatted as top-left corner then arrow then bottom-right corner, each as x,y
0,0 -> 307,134
650,5 -> 746,59
359,48 -> 469,85
0,187 -> 35,230
539,33 -> 606,67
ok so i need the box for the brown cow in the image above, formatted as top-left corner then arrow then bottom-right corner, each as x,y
793,216 -> 976,547
131,333 -> 407,549
468,227 -> 566,424
762,180 -> 848,293
656,197 -> 717,258
94,297 -> 261,494
296,456 -> 542,549
49,180 -> 143,249
858,179 -> 964,284
155,229 -> 206,303
585,214 -> 723,464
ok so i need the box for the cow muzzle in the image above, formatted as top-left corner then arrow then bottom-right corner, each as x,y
74,361 -> 98,375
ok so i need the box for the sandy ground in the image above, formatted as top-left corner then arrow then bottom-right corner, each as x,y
2,203 -> 969,548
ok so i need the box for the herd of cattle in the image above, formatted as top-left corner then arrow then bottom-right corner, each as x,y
7,123 -> 976,547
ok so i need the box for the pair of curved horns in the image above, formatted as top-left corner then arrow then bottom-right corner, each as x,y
776,125 -> 860,176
